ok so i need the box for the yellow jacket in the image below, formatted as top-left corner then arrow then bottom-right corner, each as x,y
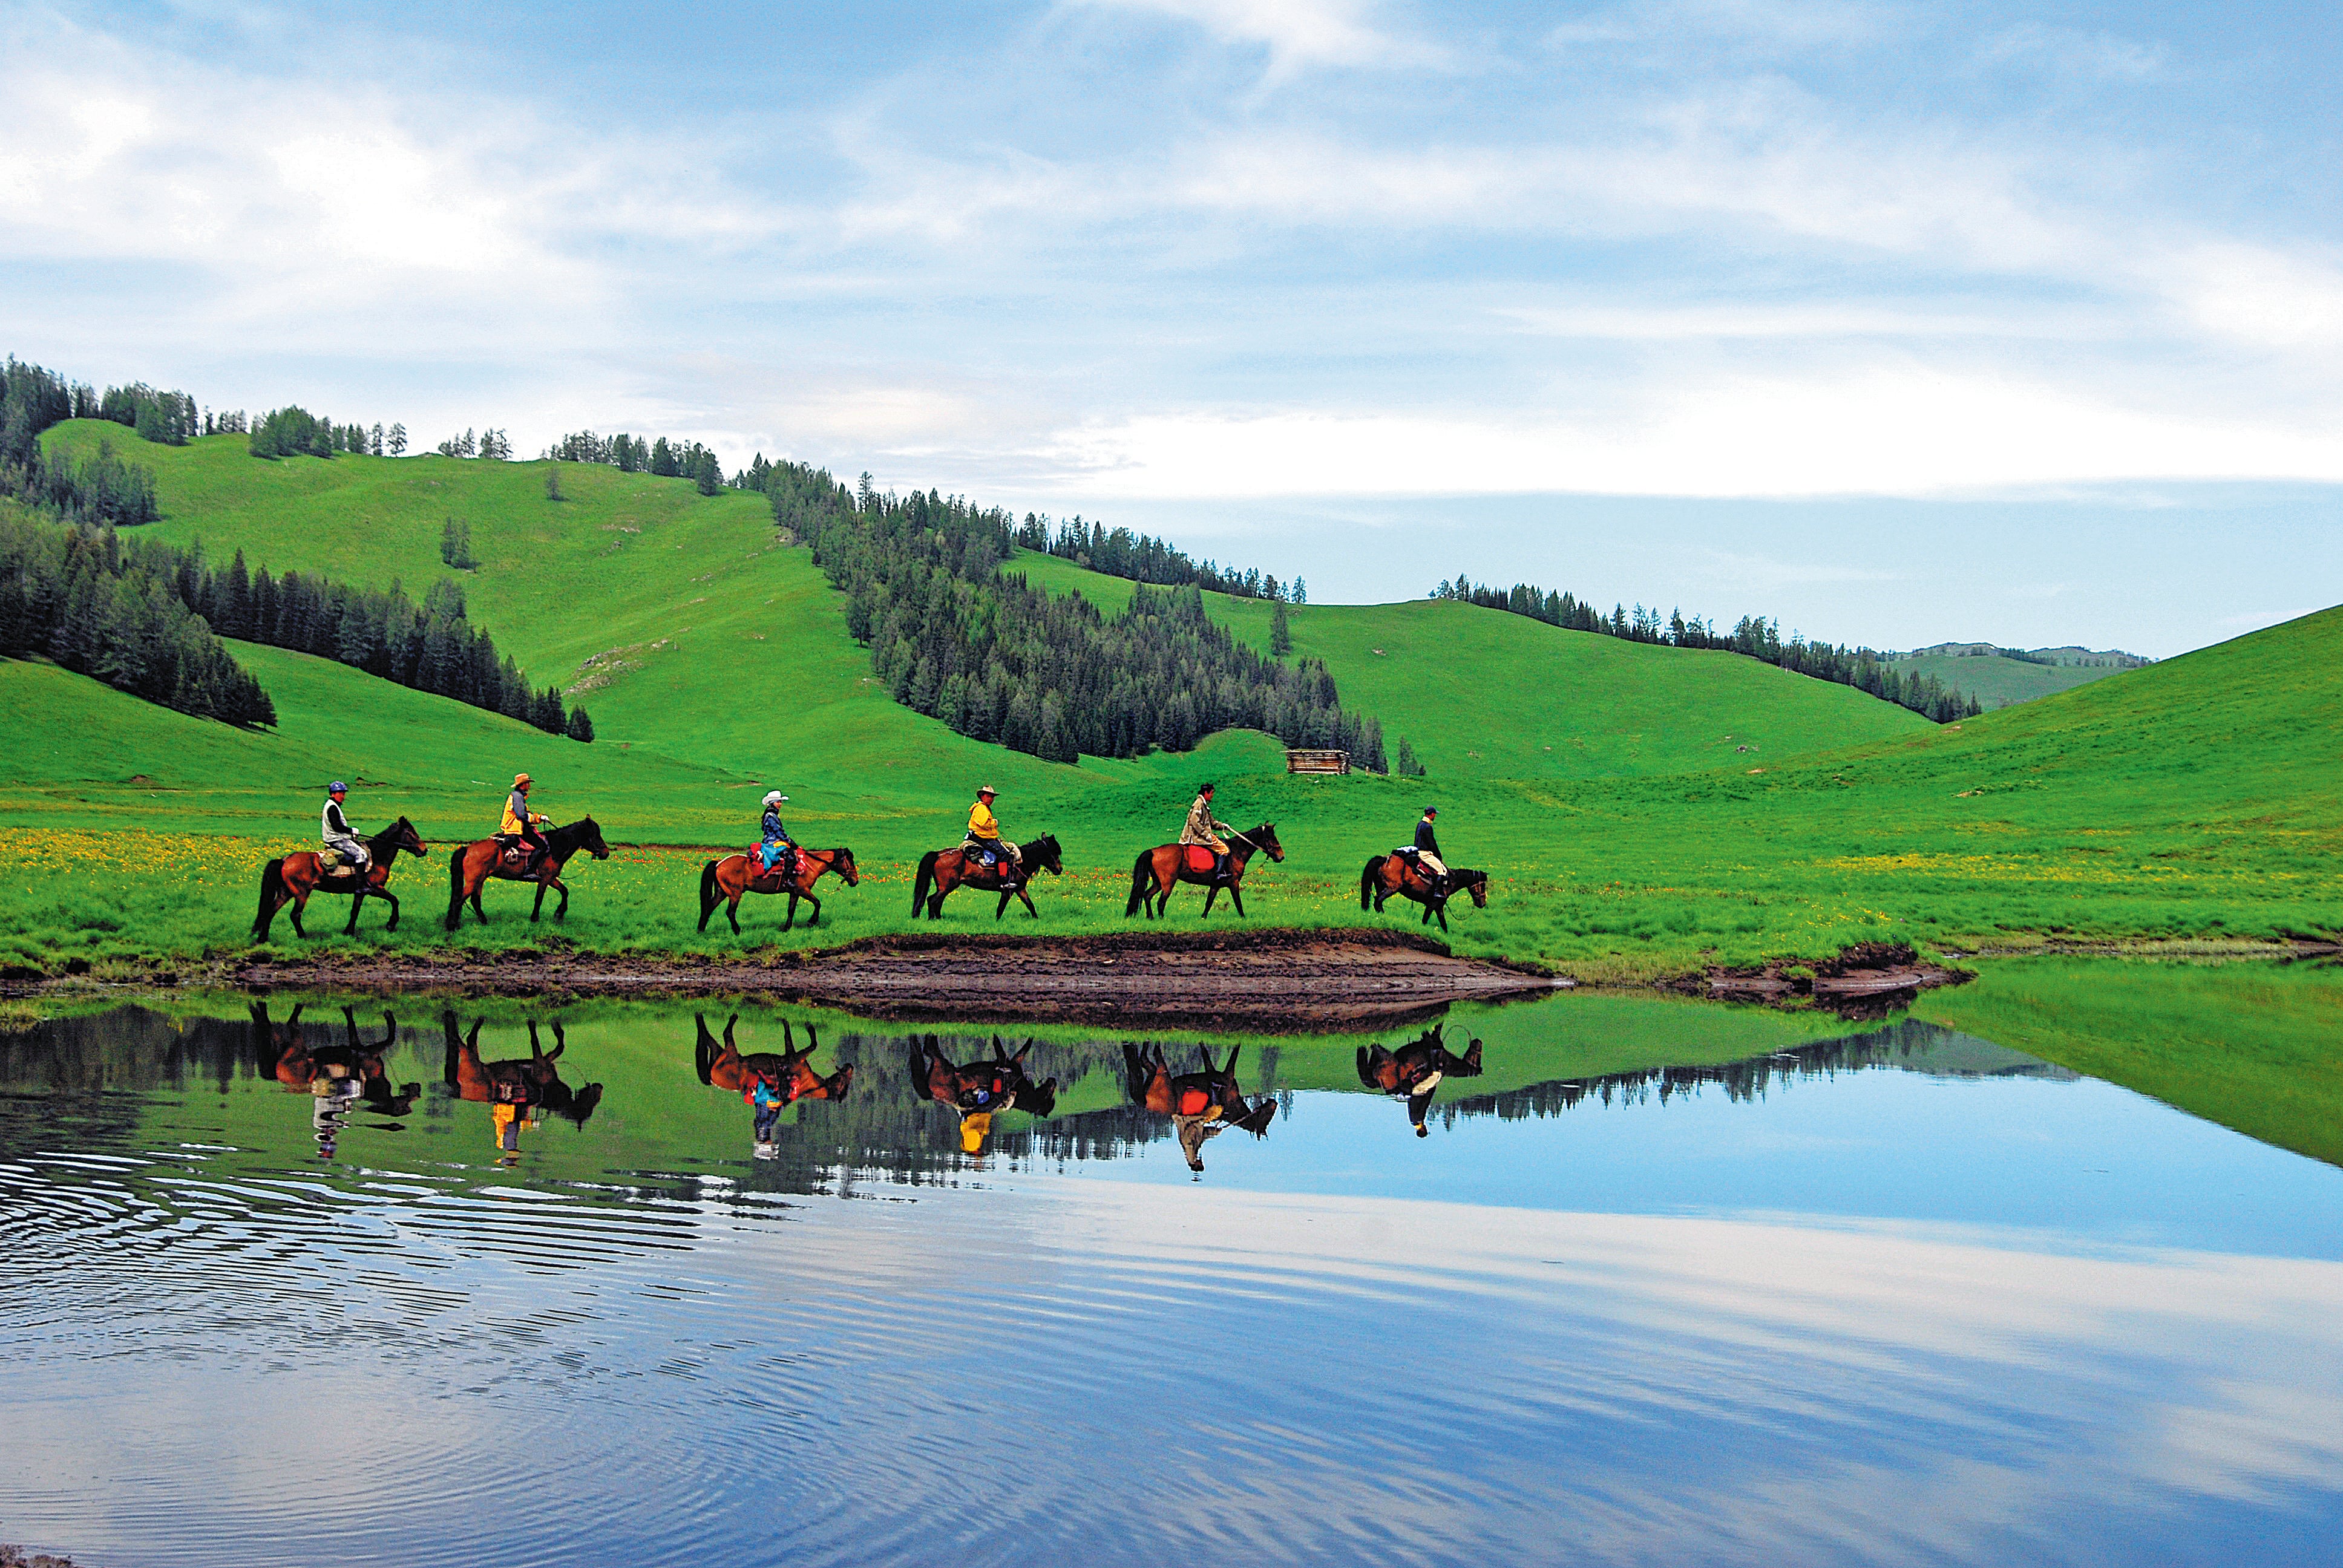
501,789 -> 546,836
968,799 -> 1001,840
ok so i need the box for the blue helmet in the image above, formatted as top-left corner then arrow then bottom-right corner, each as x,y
329,780 -> 348,793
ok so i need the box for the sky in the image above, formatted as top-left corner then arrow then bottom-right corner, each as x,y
3,0 -> 2339,656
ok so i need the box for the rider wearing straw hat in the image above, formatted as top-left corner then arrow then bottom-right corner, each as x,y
965,785 -> 1021,886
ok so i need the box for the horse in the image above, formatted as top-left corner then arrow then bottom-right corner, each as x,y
1122,1042 -> 1277,1171
693,1012 -> 855,1102
909,834 -> 1064,920
251,1001 -> 421,1116
445,817 -> 611,930
697,846 -> 860,935
1124,823 -> 1283,920
1360,854 -> 1490,933
1357,1021 -> 1484,1136
907,1033 -> 1058,1154
441,1010 -> 605,1128
252,817 -> 429,940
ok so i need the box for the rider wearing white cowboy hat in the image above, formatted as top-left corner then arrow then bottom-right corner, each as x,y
759,790 -> 795,874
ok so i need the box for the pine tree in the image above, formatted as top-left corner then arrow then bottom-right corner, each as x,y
565,706 -> 595,743
1270,598 -> 1292,657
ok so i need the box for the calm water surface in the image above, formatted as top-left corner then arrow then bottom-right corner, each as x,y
2,990 -> 2339,1567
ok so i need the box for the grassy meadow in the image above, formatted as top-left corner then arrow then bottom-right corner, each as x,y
1893,649 -> 2128,709
1,422 -> 2337,986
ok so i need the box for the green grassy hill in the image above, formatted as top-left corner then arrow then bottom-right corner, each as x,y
1892,650 -> 2128,708
3,421 -> 2337,979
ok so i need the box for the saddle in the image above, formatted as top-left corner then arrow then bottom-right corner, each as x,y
323,855 -> 361,880
753,843 -> 796,880
496,837 -> 537,873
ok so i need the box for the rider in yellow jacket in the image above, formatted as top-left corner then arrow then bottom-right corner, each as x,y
964,785 -> 1021,883
500,773 -> 549,869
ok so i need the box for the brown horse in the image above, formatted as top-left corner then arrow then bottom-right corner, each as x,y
252,817 -> 428,939
909,834 -> 1064,920
1360,854 -> 1490,933
697,846 -> 860,935
692,1012 -> 855,1101
441,1010 -> 605,1126
1122,1042 -> 1277,1171
445,817 -> 611,929
1357,1021 -> 1484,1136
1125,823 -> 1283,920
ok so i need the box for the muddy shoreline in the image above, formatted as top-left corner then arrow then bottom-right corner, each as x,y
217,928 -> 1564,1030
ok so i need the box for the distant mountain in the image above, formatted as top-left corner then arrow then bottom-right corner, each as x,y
1887,643 -> 2151,708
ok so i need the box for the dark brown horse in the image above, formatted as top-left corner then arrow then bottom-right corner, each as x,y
697,846 -> 860,935
253,817 -> 428,939
1125,823 -> 1283,920
693,1013 -> 856,1102
1360,854 -> 1490,933
445,817 -> 611,929
1122,1042 -> 1277,1171
909,1033 -> 1058,1154
909,834 -> 1064,920
1357,1021 -> 1484,1136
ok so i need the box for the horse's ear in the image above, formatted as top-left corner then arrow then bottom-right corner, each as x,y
1225,1043 -> 1242,1076
548,1020 -> 566,1059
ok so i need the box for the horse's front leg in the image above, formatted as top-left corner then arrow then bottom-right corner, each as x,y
379,887 -> 401,933
1017,886 -> 1039,919
799,890 -> 819,928
995,888 -> 1012,921
781,890 -> 798,932
1228,881 -> 1247,918
1199,881 -> 1219,918
290,892 -> 310,939
532,879 -> 548,922
553,877 -> 570,921
344,887 -> 365,936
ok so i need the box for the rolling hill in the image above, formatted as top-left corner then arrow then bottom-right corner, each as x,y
1890,644 -> 2147,709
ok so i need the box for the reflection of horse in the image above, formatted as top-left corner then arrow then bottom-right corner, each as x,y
252,817 -> 429,939
692,1013 -> 856,1102
444,817 -> 612,929
910,835 -> 1065,920
251,1001 -> 421,1114
1122,1042 -> 1276,1171
441,1011 -> 605,1127
1357,1021 -> 1484,1136
909,1034 -> 1058,1154
1360,855 -> 1490,933
1125,824 -> 1284,920
697,846 -> 860,935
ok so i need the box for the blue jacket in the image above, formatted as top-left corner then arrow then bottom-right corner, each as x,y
1414,817 -> 1443,858
762,806 -> 792,844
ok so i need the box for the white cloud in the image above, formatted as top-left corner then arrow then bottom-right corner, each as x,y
1979,22 -> 2166,82
1061,0 -> 1448,75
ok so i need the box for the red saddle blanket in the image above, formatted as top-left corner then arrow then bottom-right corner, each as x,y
1176,1085 -> 1214,1116
1182,846 -> 1219,875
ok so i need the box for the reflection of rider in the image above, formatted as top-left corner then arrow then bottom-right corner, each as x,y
759,791 -> 795,875
749,1073 -> 791,1151
1181,782 -> 1234,883
965,785 -> 1021,884
500,773 -> 548,869
322,781 -> 370,875
1409,806 -> 1449,892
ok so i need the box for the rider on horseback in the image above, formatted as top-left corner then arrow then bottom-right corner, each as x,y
499,773 -> 549,872
321,781 -> 369,877
1181,782 -> 1234,883
759,791 -> 795,877
965,785 -> 1021,887
1401,805 -> 1449,895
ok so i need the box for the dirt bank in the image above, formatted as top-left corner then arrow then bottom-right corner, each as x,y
1677,942 -> 1971,1017
226,928 -> 1564,1030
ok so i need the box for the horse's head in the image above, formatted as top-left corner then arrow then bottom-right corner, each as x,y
549,1080 -> 605,1126
1462,871 -> 1489,909
577,817 -> 611,860
1253,824 -> 1284,863
1032,835 -> 1064,877
390,816 -> 428,858
830,846 -> 860,887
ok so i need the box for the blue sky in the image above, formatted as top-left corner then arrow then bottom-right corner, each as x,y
4,0 -> 2338,655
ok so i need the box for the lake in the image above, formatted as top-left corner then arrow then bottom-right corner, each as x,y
2,972 -> 2339,1567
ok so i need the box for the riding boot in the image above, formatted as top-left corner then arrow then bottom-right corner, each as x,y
1214,852 -> 1230,883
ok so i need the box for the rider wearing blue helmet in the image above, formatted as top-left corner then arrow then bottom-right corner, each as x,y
321,781 -> 369,876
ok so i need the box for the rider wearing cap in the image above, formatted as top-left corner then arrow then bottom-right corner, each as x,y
500,773 -> 548,871
321,781 -> 369,876
965,785 -> 1021,884
759,790 -> 795,875
1409,805 -> 1450,894
1181,781 -> 1234,883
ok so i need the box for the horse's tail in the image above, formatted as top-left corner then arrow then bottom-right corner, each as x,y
1360,855 -> 1384,910
698,859 -> 720,923
1124,850 -> 1154,917
911,851 -> 939,916
252,858 -> 284,939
